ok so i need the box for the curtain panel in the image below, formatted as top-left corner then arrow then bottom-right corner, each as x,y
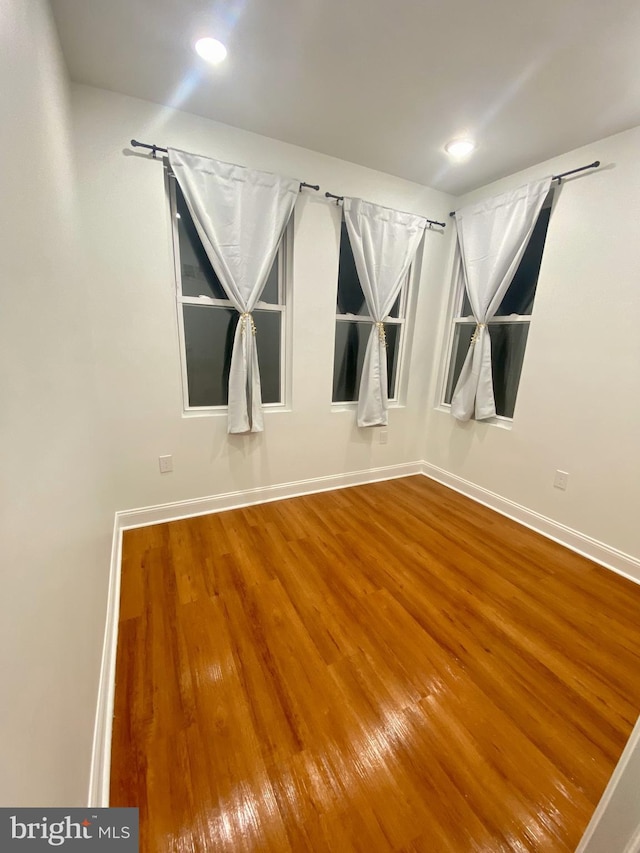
451,177 -> 552,422
343,198 -> 427,427
168,148 -> 300,433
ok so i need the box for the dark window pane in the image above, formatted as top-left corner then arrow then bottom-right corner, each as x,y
385,324 -> 401,397
176,185 -> 227,299
389,292 -> 401,318
488,322 -> 529,418
459,201 -> 552,318
444,323 -> 474,404
445,322 -> 529,418
260,256 -> 279,304
253,310 -> 282,404
461,289 -> 472,317
333,321 -> 400,402
183,306 -> 281,407
336,221 -> 404,318
183,305 -> 236,405
495,205 -> 551,315
336,222 -> 367,315
176,182 -> 281,304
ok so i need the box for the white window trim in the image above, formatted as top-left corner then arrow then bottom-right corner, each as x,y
167,169 -> 291,417
332,264 -> 413,409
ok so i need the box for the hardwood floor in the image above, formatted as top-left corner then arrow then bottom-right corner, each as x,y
111,475 -> 640,852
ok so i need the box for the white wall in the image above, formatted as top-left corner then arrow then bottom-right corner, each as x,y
69,83 -> 454,512
0,1 -> 112,805
422,126 -> 640,569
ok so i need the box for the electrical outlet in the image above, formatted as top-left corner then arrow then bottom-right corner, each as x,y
554,470 -> 569,491
379,428 -> 388,445
159,455 -> 173,474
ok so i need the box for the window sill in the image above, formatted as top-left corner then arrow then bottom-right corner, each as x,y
331,401 -> 403,414
435,404 -> 513,431
182,403 -> 292,419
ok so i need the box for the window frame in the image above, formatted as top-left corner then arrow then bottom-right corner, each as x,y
332,222 -> 414,408
167,166 -> 291,417
438,193 -> 553,425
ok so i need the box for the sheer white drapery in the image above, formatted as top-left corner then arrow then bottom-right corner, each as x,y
168,148 -> 299,433
343,198 -> 426,427
451,177 -> 552,422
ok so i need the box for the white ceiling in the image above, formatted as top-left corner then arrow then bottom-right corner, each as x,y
50,0 -> 640,195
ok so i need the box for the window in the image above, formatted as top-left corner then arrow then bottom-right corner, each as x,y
169,176 -> 287,411
442,192 -> 553,420
332,220 -> 409,403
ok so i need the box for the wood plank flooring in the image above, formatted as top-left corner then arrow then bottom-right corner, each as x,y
111,475 -> 640,852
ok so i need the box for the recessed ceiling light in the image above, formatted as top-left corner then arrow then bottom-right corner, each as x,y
194,37 -> 227,65
445,138 -> 476,158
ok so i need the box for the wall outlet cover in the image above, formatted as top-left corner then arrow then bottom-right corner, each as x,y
159,455 -> 173,474
554,470 -> 569,490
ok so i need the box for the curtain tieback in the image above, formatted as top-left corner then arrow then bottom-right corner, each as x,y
470,322 -> 486,344
375,321 -> 387,347
240,312 -> 257,337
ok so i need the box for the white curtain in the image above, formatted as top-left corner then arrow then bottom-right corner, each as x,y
451,177 -> 552,422
168,148 -> 299,433
343,198 -> 426,427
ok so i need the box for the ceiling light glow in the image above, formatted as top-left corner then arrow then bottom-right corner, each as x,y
194,37 -> 227,65
445,138 -> 476,158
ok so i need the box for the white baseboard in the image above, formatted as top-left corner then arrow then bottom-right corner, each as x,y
88,516 -> 123,807
89,458 -> 640,807
117,461 -> 424,529
421,462 -> 640,585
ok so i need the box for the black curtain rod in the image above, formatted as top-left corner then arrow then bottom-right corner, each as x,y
131,139 -> 168,157
448,159 -> 600,217
552,159 -> 600,182
130,139 -> 320,191
325,192 -> 446,229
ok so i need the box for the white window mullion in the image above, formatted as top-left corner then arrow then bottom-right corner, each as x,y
179,296 -> 232,308
452,316 -> 532,325
335,315 -> 404,324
